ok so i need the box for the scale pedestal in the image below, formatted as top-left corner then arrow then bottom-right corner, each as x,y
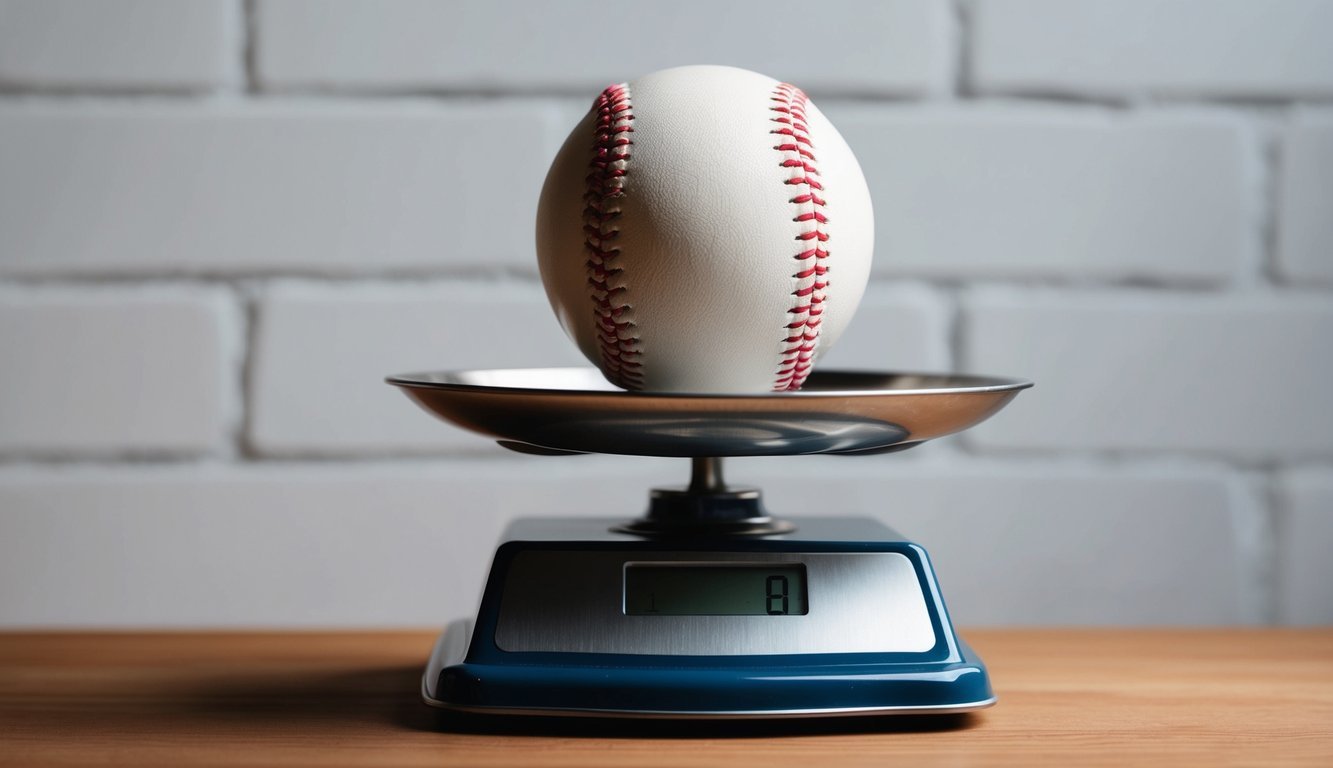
388,368 -> 1030,719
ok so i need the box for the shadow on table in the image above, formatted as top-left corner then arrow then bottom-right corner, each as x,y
180,665 -> 982,739
175,665 -> 436,730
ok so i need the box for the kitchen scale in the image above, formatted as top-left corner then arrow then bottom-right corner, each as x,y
388,367 -> 1030,719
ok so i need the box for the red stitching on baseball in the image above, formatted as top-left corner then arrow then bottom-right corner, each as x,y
583,83 -> 644,389
770,83 -> 828,391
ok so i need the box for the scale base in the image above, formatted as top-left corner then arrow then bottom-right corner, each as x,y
421,516 -> 995,720
422,619 -> 995,719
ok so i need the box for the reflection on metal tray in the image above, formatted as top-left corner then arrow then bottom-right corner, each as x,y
386,367 -> 1032,458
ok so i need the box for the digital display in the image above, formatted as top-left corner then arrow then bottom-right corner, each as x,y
624,564 -> 808,616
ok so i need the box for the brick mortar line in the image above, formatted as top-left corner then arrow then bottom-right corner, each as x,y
0,454 -> 602,472
1257,120 -> 1286,287
973,89 -> 1333,110
0,92 -> 583,113
917,276 -> 1333,295
1,87 -> 1331,107
942,281 -> 965,380
945,279 -> 1333,296
217,284 -> 249,463
0,445 -> 537,467
233,281 -> 263,461
951,0 -> 975,100
1249,470 -> 1283,624
3,274 -> 1333,296
241,0 -> 260,95
0,85 -> 241,99
818,97 -> 1324,123
960,443 -> 1333,473
0,267 -> 546,287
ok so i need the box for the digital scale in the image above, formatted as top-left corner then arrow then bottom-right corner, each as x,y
388,367 -> 1030,719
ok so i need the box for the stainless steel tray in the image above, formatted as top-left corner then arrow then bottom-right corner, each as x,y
387,368 -> 1031,458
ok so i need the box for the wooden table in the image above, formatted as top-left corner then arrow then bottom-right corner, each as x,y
2,630 -> 1330,766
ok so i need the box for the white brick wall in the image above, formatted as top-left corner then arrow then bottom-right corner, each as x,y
962,290 -> 1333,462
742,458 -> 1255,625
248,281 -> 587,455
0,0 -> 1328,627
1278,112 -> 1333,285
0,288 -> 228,456
0,0 -> 238,90
1276,469 -> 1333,625
972,0 -> 1333,100
827,106 -> 1252,282
255,0 -> 950,95
817,283 -> 953,372
0,459 -> 1251,627
0,103 -> 556,275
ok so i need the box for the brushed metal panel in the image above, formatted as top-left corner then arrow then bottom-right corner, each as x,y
494,551 -> 936,655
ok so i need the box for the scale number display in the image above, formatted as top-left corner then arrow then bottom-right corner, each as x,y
624,563 -> 809,616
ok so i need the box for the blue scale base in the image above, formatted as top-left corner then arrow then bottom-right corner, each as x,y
423,517 -> 994,719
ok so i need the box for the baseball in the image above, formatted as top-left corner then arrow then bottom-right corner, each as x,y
536,65 -> 873,393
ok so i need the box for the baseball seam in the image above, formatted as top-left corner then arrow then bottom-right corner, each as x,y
771,83 -> 829,391
583,83 -> 644,390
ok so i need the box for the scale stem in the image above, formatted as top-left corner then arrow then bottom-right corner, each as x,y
688,456 -> 727,494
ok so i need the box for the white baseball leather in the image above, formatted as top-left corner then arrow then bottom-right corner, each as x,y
537,65 -> 873,393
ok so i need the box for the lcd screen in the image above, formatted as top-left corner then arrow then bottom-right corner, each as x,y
624,564 -> 808,616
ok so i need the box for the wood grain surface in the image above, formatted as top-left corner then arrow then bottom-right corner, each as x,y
1,630 -> 1330,767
